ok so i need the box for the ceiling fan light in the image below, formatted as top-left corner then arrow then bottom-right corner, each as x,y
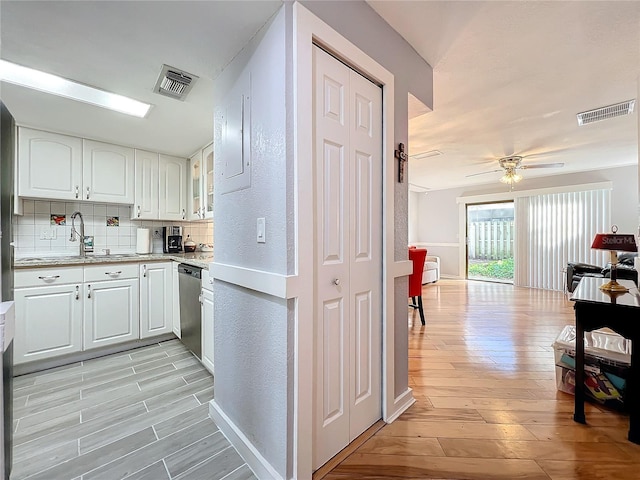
499,171 -> 522,184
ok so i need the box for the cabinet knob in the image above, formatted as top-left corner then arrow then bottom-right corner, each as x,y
182,209 -> 186,220
137,205 -> 141,218
87,285 -> 91,299
86,186 -> 90,200
105,271 -> 122,277
142,265 -> 147,278
333,278 -> 340,286
75,285 -> 80,300
75,185 -> 79,199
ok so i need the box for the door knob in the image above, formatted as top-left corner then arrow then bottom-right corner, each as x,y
333,278 -> 340,286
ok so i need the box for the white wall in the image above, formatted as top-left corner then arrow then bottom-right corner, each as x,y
413,165 -> 639,277
212,8 -> 291,478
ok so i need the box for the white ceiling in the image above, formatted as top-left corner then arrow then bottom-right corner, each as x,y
1,1 -> 638,190
370,0 -> 640,191
0,0 -> 281,157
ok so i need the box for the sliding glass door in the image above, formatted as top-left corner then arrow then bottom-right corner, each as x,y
466,202 -> 515,283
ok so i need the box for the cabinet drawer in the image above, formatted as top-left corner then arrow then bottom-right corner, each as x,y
84,263 -> 139,282
15,267 -> 83,288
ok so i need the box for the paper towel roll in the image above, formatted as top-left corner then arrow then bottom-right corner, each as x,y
136,228 -> 151,254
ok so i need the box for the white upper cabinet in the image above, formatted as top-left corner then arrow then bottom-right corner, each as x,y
159,154 -> 187,221
188,143 -> 213,220
202,143 -> 214,219
18,127 -> 135,205
18,128 -> 83,200
188,149 -> 203,220
133,150 -> 159,220
83,140 -> 135,204
133,151 -> 187,221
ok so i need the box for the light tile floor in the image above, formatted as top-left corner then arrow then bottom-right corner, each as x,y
11,339 -> 255,480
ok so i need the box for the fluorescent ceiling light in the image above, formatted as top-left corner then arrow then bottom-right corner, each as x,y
0,59 -> 152,118
410,150 -> 443,160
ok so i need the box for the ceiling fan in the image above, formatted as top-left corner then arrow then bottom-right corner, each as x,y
466,155 -> 564,186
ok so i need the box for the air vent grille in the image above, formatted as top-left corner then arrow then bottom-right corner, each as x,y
577,99 -> 635,126
154,65 -> 198,101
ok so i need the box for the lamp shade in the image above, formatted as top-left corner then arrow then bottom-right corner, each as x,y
591,233 -> 638,252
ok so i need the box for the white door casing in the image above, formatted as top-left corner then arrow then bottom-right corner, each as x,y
313,45 -> 382,469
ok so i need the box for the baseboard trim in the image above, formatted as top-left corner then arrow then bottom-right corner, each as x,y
209,400 -> 283,480
386,387 -> 415,423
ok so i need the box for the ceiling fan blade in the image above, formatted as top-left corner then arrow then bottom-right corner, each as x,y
465,169 -> 503,178
520,163 -> 564,169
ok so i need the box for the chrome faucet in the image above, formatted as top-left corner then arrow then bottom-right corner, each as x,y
70,211 -> 86,256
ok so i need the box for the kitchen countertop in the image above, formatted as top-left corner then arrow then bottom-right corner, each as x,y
14,252 -> 215,270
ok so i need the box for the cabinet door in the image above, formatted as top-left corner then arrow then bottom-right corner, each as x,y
18,128 -> 82,200
133,150 -> 159,220
201,287 -> 214,374
84,278 -> 139,350
140,262 -> 173,338
172,262 -> 181,338
159,155 -> 187,221
83,140 -> 135,204
202,143 -> 214,219
188,150 -> 203,220
14,284 -> 83,364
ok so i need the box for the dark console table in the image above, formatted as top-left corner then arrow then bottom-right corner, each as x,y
570,276 -> 640,443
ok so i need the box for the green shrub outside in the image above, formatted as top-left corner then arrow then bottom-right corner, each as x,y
468,257 -> 514,279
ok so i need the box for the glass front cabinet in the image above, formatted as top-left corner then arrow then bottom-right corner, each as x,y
188,142 -> 213,220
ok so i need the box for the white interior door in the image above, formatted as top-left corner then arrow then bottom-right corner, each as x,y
313,45 -> 382,470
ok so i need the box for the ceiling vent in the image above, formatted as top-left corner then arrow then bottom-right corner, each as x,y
576,99 -> 636,126
154,65 -> 198,101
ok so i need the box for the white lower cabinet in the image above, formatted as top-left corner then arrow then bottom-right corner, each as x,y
201,269 -> 214,374
14,283 -> 83,364
172,262 -> 181,338
84,277 -> 139,350
201,288 -> 214,375
140,262 -> 173,338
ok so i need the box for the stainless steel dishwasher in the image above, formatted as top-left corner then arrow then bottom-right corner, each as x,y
178,263 -> 202,359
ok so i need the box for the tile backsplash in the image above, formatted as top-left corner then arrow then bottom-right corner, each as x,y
13,200 -> 213,257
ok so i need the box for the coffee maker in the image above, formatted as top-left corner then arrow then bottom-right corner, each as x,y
163,226 -> 183,253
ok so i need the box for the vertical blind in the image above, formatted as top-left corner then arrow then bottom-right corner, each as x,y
514,189 -> 611,291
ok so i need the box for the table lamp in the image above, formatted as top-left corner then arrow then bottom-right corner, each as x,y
591,225 -> 638,293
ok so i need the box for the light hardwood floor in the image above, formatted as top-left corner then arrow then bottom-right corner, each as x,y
11,339 -> 255,480
322,279 -> 640,480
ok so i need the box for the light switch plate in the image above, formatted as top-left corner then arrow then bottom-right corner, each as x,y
257,217 -> 266,243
